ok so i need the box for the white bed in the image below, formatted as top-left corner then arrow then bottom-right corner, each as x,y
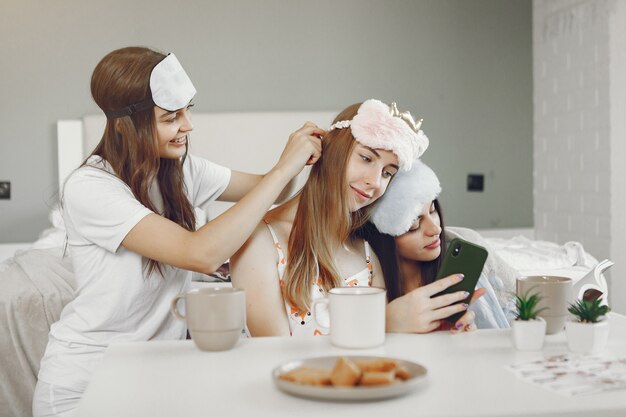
4,110 -> 608,289
0,111 -> 608,417
48,112 -> 610,291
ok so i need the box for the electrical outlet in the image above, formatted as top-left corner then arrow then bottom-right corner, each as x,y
467,174 -> 484,192
0,181 -> 10,199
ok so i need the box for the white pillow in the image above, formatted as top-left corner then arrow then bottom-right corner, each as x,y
31,206 -> 67,250
30,206 -> 209,251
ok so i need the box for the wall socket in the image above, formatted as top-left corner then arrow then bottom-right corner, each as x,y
467,174 -> 484,192
0,181 -> 11,199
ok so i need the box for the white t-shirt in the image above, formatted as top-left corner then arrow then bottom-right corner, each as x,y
37,154 -> 231,390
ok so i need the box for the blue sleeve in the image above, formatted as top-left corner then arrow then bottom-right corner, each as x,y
469,273 -> 511,329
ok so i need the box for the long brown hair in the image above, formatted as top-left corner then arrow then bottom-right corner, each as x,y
86,46 -> 196,276
283,103 -> 375,311
363,199 -> 446,302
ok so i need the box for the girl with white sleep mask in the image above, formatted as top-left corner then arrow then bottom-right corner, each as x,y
33,46 -> 324,416
362,159 -> 510,333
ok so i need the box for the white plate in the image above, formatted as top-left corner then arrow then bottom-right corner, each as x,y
272,355 -> 428,401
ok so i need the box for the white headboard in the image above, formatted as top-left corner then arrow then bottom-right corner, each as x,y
57,111 -> 336,219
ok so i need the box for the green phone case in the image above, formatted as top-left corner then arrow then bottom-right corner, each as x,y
434,238 -> 488,323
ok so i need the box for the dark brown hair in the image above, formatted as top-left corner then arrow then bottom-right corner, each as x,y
362,199 -> 446,302
86,46 -> 195,276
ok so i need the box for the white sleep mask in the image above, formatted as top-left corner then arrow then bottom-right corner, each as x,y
105,53 -> 196,119
150,53 -> 196,112
370,159 -> 441,236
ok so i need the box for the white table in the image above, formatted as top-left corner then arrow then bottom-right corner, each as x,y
77,314 -> 626,417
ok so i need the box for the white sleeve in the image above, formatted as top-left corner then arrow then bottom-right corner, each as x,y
183,154 -> 232,208
63,168 -> 153,253
470,273 -> 511,329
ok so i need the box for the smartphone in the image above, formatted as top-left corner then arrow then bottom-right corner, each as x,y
434,238 -> 488,323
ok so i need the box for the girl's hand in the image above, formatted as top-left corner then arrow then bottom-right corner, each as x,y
450,288 -> 486,333
386,273 -> 474,334
273,122 -> 325,179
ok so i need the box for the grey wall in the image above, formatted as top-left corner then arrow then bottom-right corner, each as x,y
0,0 -> 532,243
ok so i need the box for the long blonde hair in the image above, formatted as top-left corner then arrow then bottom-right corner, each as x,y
283,103 -> 374,311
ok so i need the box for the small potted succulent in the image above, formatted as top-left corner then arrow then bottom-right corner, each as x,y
512,288 -> 547,350
565,298 -> 610,354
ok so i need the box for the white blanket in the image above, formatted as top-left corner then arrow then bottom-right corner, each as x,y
485,235 -> 597,272
0,248 -> 75,417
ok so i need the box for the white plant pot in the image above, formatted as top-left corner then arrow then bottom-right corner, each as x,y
512,317 -> 546,351
565,316 -> 610,354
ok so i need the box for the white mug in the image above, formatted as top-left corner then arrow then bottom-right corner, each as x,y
312,287 -> 386,349
170,287 -> 245,351
517,276 -> 572,334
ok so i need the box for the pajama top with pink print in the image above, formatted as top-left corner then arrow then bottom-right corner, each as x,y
263,220 -> 373,337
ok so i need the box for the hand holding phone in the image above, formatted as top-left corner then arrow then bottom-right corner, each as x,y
386,272 -> 485,334
433,238 -> 488,323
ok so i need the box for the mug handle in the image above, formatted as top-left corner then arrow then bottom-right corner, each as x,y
311,298 -> 330,332
170,294 -> 186,321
